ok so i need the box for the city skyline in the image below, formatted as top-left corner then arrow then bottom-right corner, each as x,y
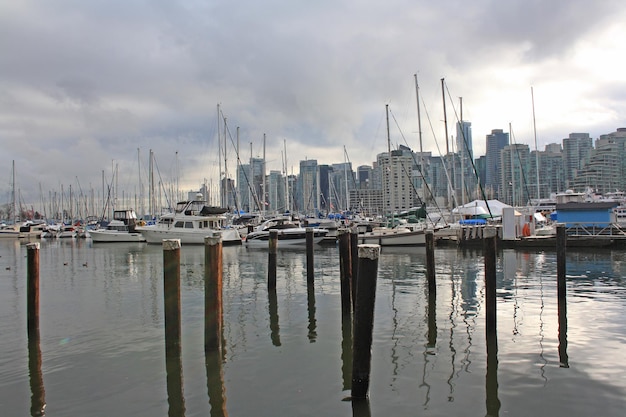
2,1 -> 626,203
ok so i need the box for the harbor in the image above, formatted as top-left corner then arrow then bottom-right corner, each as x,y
1,238 -> 625,416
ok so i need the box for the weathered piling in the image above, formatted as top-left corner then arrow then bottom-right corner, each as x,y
268,230 -> 278,290
338,229 -> 353,317
556,224 -> 569,368
351,244 -> 381,399
204,234 -> 223,352
162,239 -> 185,416
163,239 -> 182,351
306,227 -> 314,285
425,230 -> 436,295
350,228 -> 359,310
26,243 -> 40,337
483,227 -> 497,338
556,224 -> 567,304
26,242 -> 46,416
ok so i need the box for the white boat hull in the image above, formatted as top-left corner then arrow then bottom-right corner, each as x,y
244,228 -> 328,247
89,229 -> 146,242
138,227 -> 242,245
358,228 -> 426,246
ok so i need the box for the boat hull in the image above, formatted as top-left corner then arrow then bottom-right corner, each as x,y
89,230 -> 146,242
138,227 -> 242,245
244,228 -> 328,247
358,229 -> 426,246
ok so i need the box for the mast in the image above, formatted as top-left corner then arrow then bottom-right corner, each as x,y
263,133 -> 266,217
509,122 -> 515,206
217,104 -> 223,207
343,146 -> 349,212
460,97 -> 466,205
284,139 -> 289,212
441,78 -> 452,209
414,74 -> 426,203
236,127 -> 240,211
531,86 -> 540,201
223,117 -> 228,208
385,104 -> 393,223
11,160 -> 16,223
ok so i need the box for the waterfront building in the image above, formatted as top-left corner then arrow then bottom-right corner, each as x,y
455,121 -> 476,205
376,146 -> 419,214
527,143 -> 565,200
568,128 -> 626,194
563,133 -> 592,187
266,170 -> 286,212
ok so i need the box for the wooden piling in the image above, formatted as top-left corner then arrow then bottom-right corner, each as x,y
350,228 -> 359,311
163,239 -> 182,351
26,242 -> 40,337
351,244 -> 380,399
483,227 -> 497,338
425,230 -> 436,295
26,242 -> 46,416
306,227 -> 314,285
268,230 -> 278,290
204,234 -> 223,352
338,229 -> 352,317
556,224 -> 569,368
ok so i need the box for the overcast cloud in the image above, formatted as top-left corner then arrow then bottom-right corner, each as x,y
2,0 -> 625,206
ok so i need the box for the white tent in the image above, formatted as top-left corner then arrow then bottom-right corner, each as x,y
452,199 -> 518,218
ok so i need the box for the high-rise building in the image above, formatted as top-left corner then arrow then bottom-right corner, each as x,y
297,159 -> 318,214
562,133 -> 592,187
485,129 -> 509,199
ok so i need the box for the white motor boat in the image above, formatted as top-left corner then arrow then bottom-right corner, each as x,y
89,209 -> 146,242
136,194 -> 242,245
357,223 -> 427,246
244,216 -> 328,247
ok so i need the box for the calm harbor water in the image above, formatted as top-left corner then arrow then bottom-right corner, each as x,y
1,238 -> 625,416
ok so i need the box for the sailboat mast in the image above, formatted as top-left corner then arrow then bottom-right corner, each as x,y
441,78 -> 452,209
343,145 -> 349,212
223,117 -> 228,208
11,160 -> 16,223
217,104 -> 223,207
386,104 -> 393,220
460,97 -> 466,205
414,74 -> 426,203
531,86 -> 540,200
263,133 -> 266,217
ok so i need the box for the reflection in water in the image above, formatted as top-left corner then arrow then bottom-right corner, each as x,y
206,350 -> 228,417
558,289 -> 569,368
485,332 -> 500,417
351,397 -> 371,417
268,288 -> 281,346
341,315 -> 353,391
165,342 -> 186,417
28,327 -> 46,416
307,284 -> 317,343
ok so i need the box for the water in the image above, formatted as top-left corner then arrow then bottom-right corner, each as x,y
1,239 -> 625,416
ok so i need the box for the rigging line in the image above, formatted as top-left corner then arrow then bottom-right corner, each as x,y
421,93 -> 458,217
388,107 -> 447,225
218,110 -> 263,212
443,82 -> 493,218
509,125 -> 533,206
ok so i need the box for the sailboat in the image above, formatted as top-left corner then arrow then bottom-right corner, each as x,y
357,104 -> 428,247
0,161 -> 20,238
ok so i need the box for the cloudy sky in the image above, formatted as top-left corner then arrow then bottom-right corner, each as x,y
2,0 -> 625,207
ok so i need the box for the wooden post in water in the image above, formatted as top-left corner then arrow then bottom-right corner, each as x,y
425,230 -> 436,295
205,234 -> 223,352
163,239 -> 182,351
351,244 -> 380,399
350,228 -> 359,311
26,242 -> 46,416
268,230 -> 278,290
27,242 -> 40,337
483,227 -> 497,338
338,229 -> 352,317
556,224 -> 569,367
162,239 -> 185,416
306,227 -> 314,285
